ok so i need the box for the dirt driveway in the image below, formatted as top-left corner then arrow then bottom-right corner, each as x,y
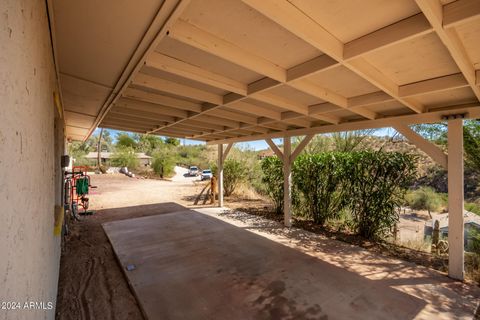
56,167 -> 206,320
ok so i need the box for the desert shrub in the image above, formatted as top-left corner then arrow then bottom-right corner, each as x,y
293,153 -> 347,225
261,156 -> 284,214
405,187 -> 444,215
152,147 -> 176,178
345,151 -> 417,240
111,146 -> 139,169
212,159 -> 248,196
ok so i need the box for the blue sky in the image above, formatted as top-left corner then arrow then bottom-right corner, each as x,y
96,127 -> 397,151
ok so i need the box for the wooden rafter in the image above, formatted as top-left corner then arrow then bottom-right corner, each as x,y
241,0 -> 426,114
415,0 -> 480,101
86,0 -> 192,140
205,103 -> 480,145
443,0 -> 480,28
167,19 -> 378,120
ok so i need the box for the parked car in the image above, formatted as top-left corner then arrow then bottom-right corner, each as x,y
188,166 -> 199,176
201,169 -> 213,181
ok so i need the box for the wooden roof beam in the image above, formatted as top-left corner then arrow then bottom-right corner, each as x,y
287,55 -> 339,81
101,121 -> 152,132
206,103 -> 480,145
100,124 -> 148,134
169,19 -> 286,82
399,73 -> 468,97
104,115 -> 168,127
123,87 -> 202,112
181,119 -> 227,131
242,0 -> 425,114
145,52 -> 248,95
443,0 -> 480,28
225,101 -> 282,121
344,13 -> 433,59
87,0 -> 192,140
132,73 -> 223,105
115,98 -> 189,118
194,114 -> 242,129
416,0 -> 480,101
167,19 -> 377,120
110,107 -> 177,123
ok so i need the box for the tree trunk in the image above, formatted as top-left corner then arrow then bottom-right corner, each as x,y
97,128 -> 103,169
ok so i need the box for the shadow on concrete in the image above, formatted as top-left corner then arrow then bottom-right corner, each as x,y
93,202 -> 189,224
102,207 -> 433,320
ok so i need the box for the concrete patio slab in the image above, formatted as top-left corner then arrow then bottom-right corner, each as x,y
103,207 -> 479,320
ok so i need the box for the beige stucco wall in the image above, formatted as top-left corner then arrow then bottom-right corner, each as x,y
0,0 -> 64,319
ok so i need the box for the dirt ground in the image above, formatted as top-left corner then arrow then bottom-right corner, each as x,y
55,168 -> 479,319
56,167 -> 204,320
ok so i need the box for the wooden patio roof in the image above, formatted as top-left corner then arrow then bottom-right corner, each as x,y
55,0 -> 480,143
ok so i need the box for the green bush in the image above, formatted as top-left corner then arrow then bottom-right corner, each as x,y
293,153 -> 347,225
152,147 -> 176,178
111,146 -> 139,168
260,151 -> 417,240
345,151 -> 417,240
405,187 -> 444,214
212,159 -> 248,196
260,156 -> 284,214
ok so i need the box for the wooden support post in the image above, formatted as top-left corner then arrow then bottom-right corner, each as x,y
448,118 -> 464,280
223,143 -> 234,160
218,144 -> 224,207
394,124 -> 448,169
283,136 -> 292,227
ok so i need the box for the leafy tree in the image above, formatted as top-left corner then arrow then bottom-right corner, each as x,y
116,133 -> 137,149
212,159 -> 248,196
134,134 -> 164,154
111,146 -> 139,168
411,120 -> 480,173
87,129 -> 113,152
68,141 -> 92,166
68,141 -> 90,157
464,121 -> 480,173
164,137 -> 180,146
411,123 -> 448,144
152,145 -> 176,178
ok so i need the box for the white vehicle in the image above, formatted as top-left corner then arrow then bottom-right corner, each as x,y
188,166 -> 199,176
201,169 -> 213,181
